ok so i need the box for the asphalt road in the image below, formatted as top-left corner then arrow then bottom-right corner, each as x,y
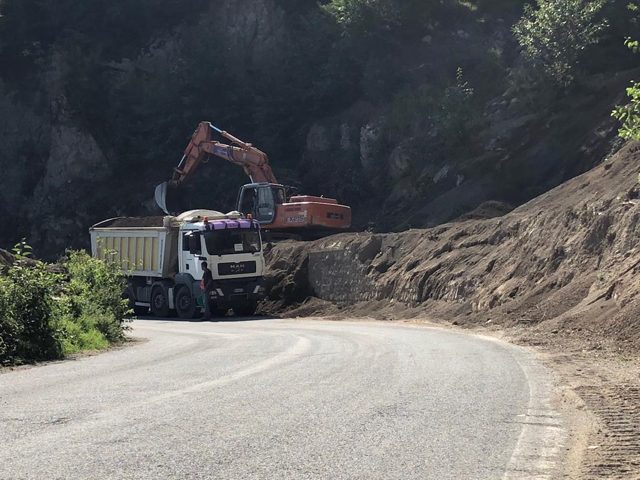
0,319 -> 566,479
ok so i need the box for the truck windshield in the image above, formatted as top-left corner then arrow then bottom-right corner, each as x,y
203,229 -> 261,255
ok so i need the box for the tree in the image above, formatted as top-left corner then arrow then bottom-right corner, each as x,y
513,0 -> 609,86
612,5 -> 640,140
612,81 -> 640,139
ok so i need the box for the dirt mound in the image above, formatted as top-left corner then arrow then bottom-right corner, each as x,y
265,141 -> 640,349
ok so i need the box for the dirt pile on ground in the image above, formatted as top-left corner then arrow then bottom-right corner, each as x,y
264,141 -> 640,349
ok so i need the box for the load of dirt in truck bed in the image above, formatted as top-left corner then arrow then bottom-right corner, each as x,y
95,216 -> 168,228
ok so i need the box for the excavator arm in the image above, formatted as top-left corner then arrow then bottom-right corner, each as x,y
156,122 -> 278,213
170,122 -> 277,185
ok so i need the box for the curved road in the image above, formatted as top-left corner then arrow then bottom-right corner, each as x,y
0,319 -> 565,479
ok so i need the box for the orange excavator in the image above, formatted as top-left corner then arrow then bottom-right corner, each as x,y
154,122 -> 351,236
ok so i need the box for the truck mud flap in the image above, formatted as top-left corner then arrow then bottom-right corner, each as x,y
230,293 -> 249,303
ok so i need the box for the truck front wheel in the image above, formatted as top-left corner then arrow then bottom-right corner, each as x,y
151,286 -> 170,317
175,287 -> 197,319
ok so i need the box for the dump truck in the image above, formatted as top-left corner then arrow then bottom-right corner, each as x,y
90,209 -> 265,318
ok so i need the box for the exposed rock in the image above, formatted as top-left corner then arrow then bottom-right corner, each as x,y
339,123 -> 351,150
306,124 -> 332,152
388,142 -> 413,179
40,122 -> 109,190
433,165 -> 451,184
210,0 -> 287,71
359,122 -> 381,170
20,55 -> 114,258
0,84 -> 50,248
0,0 -> 631,263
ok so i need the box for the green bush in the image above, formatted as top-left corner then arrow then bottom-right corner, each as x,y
0,259 -> 62,364
62,250 -> 129,343
322,0 -> 445,41
439,68 -> 476,145
513,0 -> 609,86
55,314 -> 110,355
612,79 -> 640,140
0,246 -> 129,365
612,8 -> 640,140
322,0 -> 400,37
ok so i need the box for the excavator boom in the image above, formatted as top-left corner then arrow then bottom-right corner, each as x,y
156,122 -> 277,214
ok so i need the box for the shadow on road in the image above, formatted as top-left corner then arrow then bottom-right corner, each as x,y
131,314 -> 280,324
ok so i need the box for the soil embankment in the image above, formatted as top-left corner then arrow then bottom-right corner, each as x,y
263,141 -> 640,479
265,141 -> 640,348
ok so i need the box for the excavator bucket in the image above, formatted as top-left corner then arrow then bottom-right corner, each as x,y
154,182 -> 170,214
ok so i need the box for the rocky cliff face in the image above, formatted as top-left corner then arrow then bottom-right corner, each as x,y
0,0 -> 634,259
0,55 -> 117,255
0,0 -> 290,257
209,0 -> 287,71
298,71 -> 630,232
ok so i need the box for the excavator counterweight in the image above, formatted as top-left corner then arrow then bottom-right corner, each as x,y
155,122 -> 351,237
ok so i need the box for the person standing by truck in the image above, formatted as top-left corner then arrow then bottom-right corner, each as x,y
201,261 -> 214,320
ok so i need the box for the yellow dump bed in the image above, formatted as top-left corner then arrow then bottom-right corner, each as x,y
89,216 -> 179,278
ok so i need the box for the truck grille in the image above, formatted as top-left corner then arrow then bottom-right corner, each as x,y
218,261 -> 257,276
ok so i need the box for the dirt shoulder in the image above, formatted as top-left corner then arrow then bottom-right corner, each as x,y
513,330 -> 640,480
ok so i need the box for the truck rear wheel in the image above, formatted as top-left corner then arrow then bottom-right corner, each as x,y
233,301 -> 257,317
175,287 -> 197,319
151,286 -> 170,317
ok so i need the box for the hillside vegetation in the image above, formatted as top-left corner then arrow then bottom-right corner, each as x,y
0,0 -> 639,256
0,246 -> 129,365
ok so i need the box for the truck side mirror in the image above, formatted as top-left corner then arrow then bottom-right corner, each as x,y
188,232 -> 202,255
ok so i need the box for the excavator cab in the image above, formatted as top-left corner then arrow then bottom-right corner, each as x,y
237,183 -> 286,224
